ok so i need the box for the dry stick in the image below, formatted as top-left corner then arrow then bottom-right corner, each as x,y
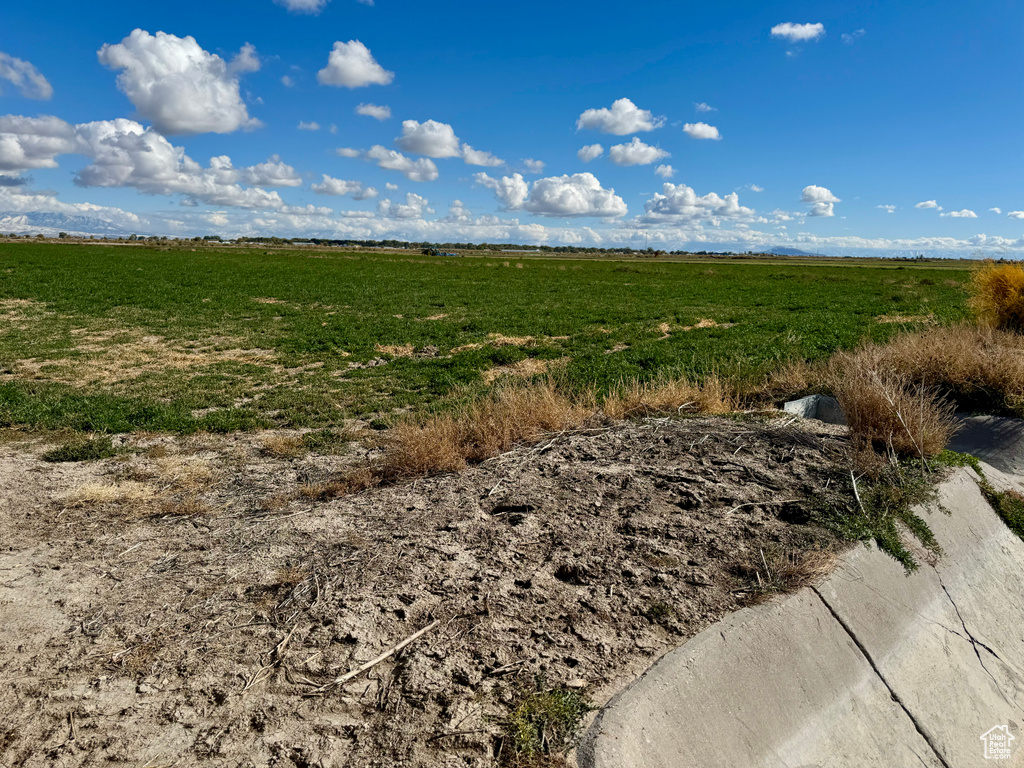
312,620 -> 440,694
727,498 -> 800,514
850,470 -> 866,514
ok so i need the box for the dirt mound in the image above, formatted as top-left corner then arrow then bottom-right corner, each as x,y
0,416 -> 849,767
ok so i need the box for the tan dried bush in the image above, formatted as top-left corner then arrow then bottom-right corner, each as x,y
969,260 -> 1024,332
831,363 -> 956,459
259,435 -> 306,459
836,325 -> 1024,415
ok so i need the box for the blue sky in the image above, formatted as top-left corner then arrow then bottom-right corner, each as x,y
0,0 -> 1022,255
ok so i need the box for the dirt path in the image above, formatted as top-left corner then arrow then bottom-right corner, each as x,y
0,416 -> 849,767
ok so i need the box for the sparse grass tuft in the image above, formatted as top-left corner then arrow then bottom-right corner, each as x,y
736,546 -> 837,599
501,678 -> 592,765
969,260 -> 1024,332
42,434 -> 121,463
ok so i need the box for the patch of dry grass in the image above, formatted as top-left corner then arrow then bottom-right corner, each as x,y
61,481 -> 159,507
738,547 -> 838,599
602,374 -> 736,419
259,435 -> 306,459
969,260 -> 1024,332
383,381 -> 592,479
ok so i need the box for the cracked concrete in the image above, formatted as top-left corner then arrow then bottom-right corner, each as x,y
578,466 -> 1024,768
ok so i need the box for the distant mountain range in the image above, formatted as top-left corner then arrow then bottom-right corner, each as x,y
0,211 -> 134,237
759,246 -> 828,257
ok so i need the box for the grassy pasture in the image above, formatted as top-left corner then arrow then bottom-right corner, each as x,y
0,242 -> 970,433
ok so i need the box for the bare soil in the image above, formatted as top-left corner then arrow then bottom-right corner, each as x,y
0,415 -> 850,768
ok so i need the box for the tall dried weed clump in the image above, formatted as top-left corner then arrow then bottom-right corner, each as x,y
602,374 -> 736,419
969,260 -> 1024,332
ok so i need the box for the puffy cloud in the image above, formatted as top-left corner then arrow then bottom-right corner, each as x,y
377,192 -> 431,219
462,144 -> 503,167
395,119 -> 461,158
576,98 -> 664,135
0,52 -> 53,100
229,43 -> 261,74
683,122 -> 721,140
940,209 -> 977,218
525,173 -> 627,218
298,121 -> 320,131
609,137 -> 669,166
522,159 -> 545,174
311,175 -> 377,199
915,200 -> 941,210
97,30 -> 260,135
71,119 -> 286,208
801,185 -> 840,217
356,103 -> 391,120
877,204 -> 896,214
344,145 -> 439,181
748,184 -> 764,192
1009,211 -> 1024,220
577,143 -> 604,162
317,41 -> 393,88
655,164 -> 674,179
771,22 -> 826,42
0,115 -> 77,171
281,75 -> 295,87
694,102 -> 716,113
274,0 -> 329,13
385,182 -> 398,191
474,171 -> 529,210
990,207 -> 1002,214
641,182 -> 754,225
841,29 -> 866,45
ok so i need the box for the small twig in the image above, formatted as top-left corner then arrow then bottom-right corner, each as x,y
311,620 -> 440,694
116,541 -> 145,558
727,498 -> 800,514
850,470 -> 866,514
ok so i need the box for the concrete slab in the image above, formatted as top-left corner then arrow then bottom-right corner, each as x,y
578,590 -> 943,768
579,468 -> 1024,768
782,395 -> 847,426
949,414 -> 1024,476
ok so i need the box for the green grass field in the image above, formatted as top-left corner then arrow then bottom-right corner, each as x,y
0,242 -> 971,433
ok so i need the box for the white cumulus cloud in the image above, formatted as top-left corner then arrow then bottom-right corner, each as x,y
801,185 -> 840,217
683,122 -> 721,140
641,183 -> 754,225
229,43 -> 261,74
915,200 -> 941,209
0,115 -> 77,171
771,22 -> 826,42
377,192 -> 431,219
577,144 -> 604,162
694,102 -> 716,113
311,175 -> 377,199
475,171 -> 626,218
349,145 -> 439,181
0,52 -> 53,100
576,98 -> 665,135
990,207 -> 1002,214
940,209 -> 977,218
298,121 -> 320,131
655,164 -> 674,179
522,159 -> 545,174
98,30 -> 261,136
609,137 -> 669,166
462,144 -> 504,167
1009,211 -> 1024,220
395,119 -> 461,158
356,103 -> 391,120
841,29 -> 866,45
877,204 -> 896,214
317,41 -> 393,88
